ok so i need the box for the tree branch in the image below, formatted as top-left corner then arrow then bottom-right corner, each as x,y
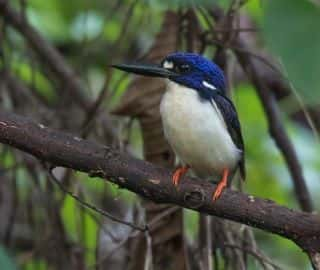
0,110 -> 319,255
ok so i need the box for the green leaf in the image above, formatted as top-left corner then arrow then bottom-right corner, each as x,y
263,0 -> 320,104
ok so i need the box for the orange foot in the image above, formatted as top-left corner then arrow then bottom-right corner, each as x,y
172,165 -> 190,186
212,168 -> 229,201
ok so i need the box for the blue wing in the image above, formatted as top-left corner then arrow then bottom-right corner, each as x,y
211,92 -> 246,180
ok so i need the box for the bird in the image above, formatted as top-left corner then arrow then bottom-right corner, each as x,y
112,52 -> 245,201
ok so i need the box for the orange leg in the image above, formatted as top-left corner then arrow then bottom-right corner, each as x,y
212,168 -> 229,201
172,165 -> 190,186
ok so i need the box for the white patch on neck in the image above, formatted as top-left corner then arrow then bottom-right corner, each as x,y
163,60 -> 174,69
202,80 -> 216,90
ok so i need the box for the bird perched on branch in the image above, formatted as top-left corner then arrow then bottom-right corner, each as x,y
113,52 -> 245,201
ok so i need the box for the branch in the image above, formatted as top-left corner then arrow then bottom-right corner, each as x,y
0,110 -> 319,255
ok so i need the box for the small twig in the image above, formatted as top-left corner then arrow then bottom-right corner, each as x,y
144,231 -> 153,270
206,37 -> 284,78
91,231 -> 133,269
90,206 -> 179,269
3,169 -> 18,246
76,195 -> 121,242
223,244 -> 283,270
147,206 -> 180,228
46,167 -> 147,232
199,215 -> 213,270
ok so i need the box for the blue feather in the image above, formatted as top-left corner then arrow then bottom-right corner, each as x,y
163,52 -> 226,95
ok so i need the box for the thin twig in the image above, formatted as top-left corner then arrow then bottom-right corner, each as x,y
90,206 -> 179,269
144,231 -> 153,270
46,167 -> 147,232
223,244 -> 283,270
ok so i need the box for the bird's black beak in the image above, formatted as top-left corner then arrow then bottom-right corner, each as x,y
112,63 -> 178,78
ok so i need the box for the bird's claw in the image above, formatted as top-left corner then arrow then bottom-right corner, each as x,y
212,168 -> 229,201
172,171 -> 181,186
172,165 -> 189,186
212,181 -> 227,201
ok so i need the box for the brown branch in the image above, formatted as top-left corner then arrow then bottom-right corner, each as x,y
0,110 -> 319,256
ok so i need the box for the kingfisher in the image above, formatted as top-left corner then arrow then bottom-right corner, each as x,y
113,52 -> 245,201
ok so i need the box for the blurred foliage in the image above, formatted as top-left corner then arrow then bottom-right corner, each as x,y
264,0 -> 320,105
2,0 -> 319,270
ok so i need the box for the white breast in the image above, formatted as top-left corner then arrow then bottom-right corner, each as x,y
160,81 -> 241,179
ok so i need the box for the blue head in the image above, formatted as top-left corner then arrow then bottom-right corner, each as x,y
112,52 -> 226,97
161,52 -> 226,94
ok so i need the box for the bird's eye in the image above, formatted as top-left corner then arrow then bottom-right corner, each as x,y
176,64 -> 191,73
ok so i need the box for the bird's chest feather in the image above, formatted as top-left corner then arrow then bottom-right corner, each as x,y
160,81 -> 240,178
